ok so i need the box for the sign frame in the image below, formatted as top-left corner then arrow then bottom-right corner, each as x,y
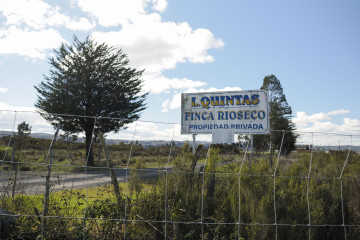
181,89 -> 269,135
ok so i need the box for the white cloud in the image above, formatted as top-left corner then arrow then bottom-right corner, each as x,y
0,102 -> 34,112
0,87 -> 8,93
293,111 -> 330,128
91,7 -> 223,95
0,0 -> 224,99
0,27 -> 65,59
0,0 -> 95,31
161,99 -> 170,112
151,0 -> 167,12
0,102 -> 52,133
195,87 -> 243,93
142,74 -> 207,94
0,102 -> 201,142
293,110 -> 360,145
293,109 -> 350,128
106,121 -> 210,142
295,119 -> 360,146
66,17 -> 96,31
92,16 -> 224,75
74,0 -> 166,26
0,0 -> 54,29
328,109 -> 350,116
110,121 -> 178,141
339,118 -> 360,132
160,86 -> 243,112
0,0 -> 96,58
161,93 -> 181,112
74,0 -> 148,27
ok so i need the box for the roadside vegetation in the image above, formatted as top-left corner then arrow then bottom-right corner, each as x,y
0,136 -> 359,239
0,135 -> 187,171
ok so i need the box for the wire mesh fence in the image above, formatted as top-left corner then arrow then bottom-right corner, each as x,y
0,110 -> 360,239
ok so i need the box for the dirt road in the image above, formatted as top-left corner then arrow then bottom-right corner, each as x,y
0,167 -> 162,195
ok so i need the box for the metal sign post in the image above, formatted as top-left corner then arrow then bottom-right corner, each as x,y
192,134 -> 196,154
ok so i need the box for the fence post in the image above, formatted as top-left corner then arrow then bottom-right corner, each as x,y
41,123 -> 60,237
11,155 -> 20,199
0,111 -> 17,236
164,124 -> 176,240
273,130 -> 285,240
10,140 -> 16,165
250,134 -> 253,160
339,135 -> 352,240
306,132 -> 314,240
237,140 -> 250,239
200,146 -> 211,239
98,132 -> 122,207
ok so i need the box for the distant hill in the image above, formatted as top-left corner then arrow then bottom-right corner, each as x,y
0,130 -> 210,148
96,139 -> 211,148
1,130 -> 359,152
0,131 -> 56,140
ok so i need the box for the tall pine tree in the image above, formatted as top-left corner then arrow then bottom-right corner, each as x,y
254,75 -> 297,161
35,36 -> 148,166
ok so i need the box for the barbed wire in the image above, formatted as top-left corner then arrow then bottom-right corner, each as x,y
1,110 -> 360,239
1,109 -> 360,137
0,159 -> 360,182
0,212 -> 358,228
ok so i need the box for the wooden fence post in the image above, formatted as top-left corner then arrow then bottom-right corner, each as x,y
98,132 -> 122,208
41,124 -> 60,237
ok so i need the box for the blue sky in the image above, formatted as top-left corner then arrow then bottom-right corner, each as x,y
0,0 -> 359,144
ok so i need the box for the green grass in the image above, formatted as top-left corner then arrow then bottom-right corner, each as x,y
1,181 -> 157,219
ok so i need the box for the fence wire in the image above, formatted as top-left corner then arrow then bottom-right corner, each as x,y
0,110 -> 360,240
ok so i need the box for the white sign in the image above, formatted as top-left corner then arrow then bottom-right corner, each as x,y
181,90 -> 269,135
